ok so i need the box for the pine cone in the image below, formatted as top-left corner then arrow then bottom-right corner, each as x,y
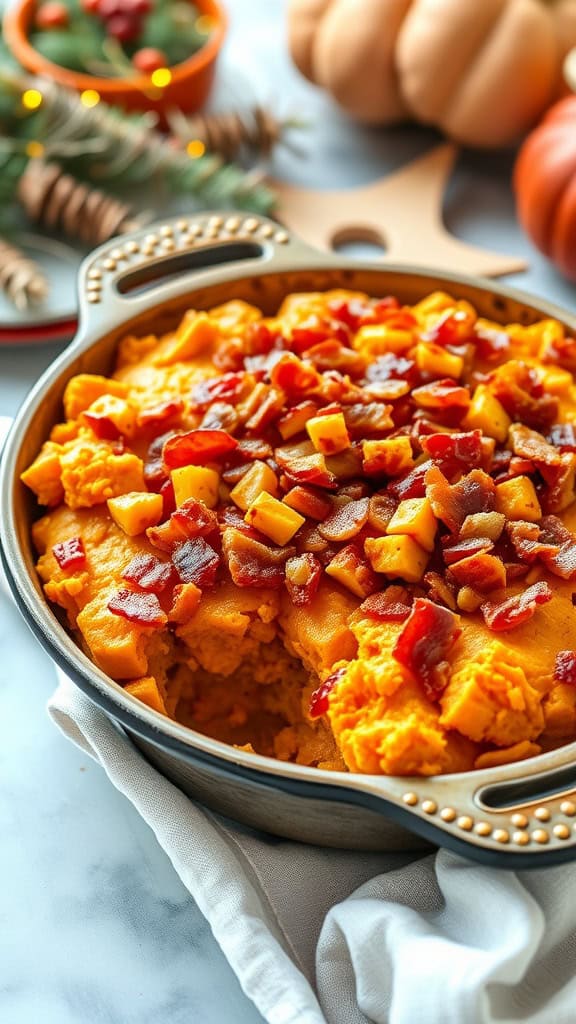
17,160 -> 142,245
0,236 -> 48,311
168,106 -> 285,163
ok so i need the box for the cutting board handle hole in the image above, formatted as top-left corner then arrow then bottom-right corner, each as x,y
331,226 -> 387,260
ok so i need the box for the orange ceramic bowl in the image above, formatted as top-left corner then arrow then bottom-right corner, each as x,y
4,0 -> 226,119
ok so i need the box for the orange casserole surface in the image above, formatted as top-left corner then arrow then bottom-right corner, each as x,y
22,288 -> 576,775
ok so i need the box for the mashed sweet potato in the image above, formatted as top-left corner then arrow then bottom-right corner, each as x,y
22,288 -> 576,775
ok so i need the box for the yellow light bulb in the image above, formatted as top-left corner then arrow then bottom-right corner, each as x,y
150,68 -> 172,89
186,139 -> 206,159
80,89 -> 100,108
22,89 -> 43,111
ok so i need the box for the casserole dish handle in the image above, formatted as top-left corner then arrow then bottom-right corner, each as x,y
75,213 -> 337,342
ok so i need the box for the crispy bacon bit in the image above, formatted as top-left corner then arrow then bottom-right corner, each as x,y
420,430 -> 483,469
325,543 -> 380,598
537,516 -> 576,579
337,481 -> 371,500
491,364 -> 558,429
122,553 -> 175,593
554,651 -> 576,685
171,498 -> 219,537
309,666 -> 346,719
191,372 -> 246,410
328,298 -> 372,330
160,479 -> 176,518
494,456 -> 536,483
442,536 -> 494,565
283,452 -> 338,490
285,553 -> 322,607
138,399 -> 184,429
473,323 -> 510,361
343,402 -> 394,437
245,321 -> 284,356
423,308 -> 474,347
270,353 -> 321,396
144,431 -> 174,490
283,485 -> 333,521
244,387 -> 285,434
426,466 -> 496,534
387,462 -> 429,500
367,493 -> 397,533
548,424 -> 576,452
163,429 -> 238,469
359,587 -> 412,621
411,379 -> 471,412
277,401 -> 319,441
507,520 -> 560,565
480,581 -> 552,631
82,410 -> 121,440
392,597 -> 461,699
222,528 -> 293,588
290,314 -> 349,354
303,340 -> 365,377
218,505 -> 263,539
52,536 -> 86,571
318,498 -> 370,542
540,333 -> 576,372
423,571 -> 457,611
508,424 -> 561,467
171,538 -> 220,588
234,438 -> 274,462
325,446 -> 364,481
539,452 -> 576,514
296,523 -> 331,555
447,552 -> 506,593
200,402 -> 239,433
107,588 -> 167,627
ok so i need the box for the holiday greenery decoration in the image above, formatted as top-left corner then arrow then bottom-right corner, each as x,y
28,0 -> 211,76
168,105 -> 304,163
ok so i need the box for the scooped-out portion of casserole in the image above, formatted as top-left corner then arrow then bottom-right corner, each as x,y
21,288 -> 576,775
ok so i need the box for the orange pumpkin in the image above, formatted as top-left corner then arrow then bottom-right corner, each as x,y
288,0 -> 576,148
514,96 -> 576,281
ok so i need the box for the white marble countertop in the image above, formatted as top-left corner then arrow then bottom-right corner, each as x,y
1,1 -> 575,1021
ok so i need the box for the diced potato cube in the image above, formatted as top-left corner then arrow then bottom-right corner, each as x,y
107,491 -> 163,536
353,324 -> 413,356
230,460 -> 279,511
155,312 -> 218,365
495,476 -> 542,522
20,445 -> 63,506
362,436 -> 414,477
169,583 -> 202,624
364,534 -> 429,582
414,342 -> 463,379
456,586 -> 484,612
82,394 -> 136,438
459,511 -> 505,541
63,374 -> 128,420
245,492 -> 305,545
536,366 -> 573,395
386,497 -> 437,552
325,544 -> 378,598
171,465 -> 219,508
307,412 -> 350,455
462,385 -> 511,442
124,676 -> 167,715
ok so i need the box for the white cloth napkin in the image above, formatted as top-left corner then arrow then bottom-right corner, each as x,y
48,673 -> 576,1024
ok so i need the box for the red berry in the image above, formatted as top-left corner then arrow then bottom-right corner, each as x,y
106,12 -> 140,41
126,0 -> 151,14
96,0 -> 123,16
35,1 -> 70,29
81,0 -> 100,13
132,47 -> 168,74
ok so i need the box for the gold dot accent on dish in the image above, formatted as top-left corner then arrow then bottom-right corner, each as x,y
87,268 -> 102,280
86,293 -> 101,304
161,238 -> 176,251
511,813 -> 528,828
141,244 -> 155,256
243,217 -> 259,233
159,224 -> 174,237
422,800 -> 437,815
553,824 -> 571,840
188,223 -> 202,237
144,233 -> 158,247
560,800 -> 576,817
275,230 -> 289,244
175,219 -> 188,231
457,816 -> 473,831
493,829 -> 510,844
402,792 -> 418,806
225,216 -> 241,232
534,807 -> 551,822
101,258 -> 116,271
440,807 -> 456,823
205,225 -> 220,239
110,247 -> 124,261
513,831 -> 530,846
532,829 -> 549,845
259,223 -> 274,238
474,822 -> 492,837
208,215 -> 223,229
124,240 -> 139,254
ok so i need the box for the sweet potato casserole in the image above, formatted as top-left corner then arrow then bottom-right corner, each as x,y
21,288 -> 576,775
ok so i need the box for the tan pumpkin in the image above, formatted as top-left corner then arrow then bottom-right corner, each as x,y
288,0 -> 576,147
